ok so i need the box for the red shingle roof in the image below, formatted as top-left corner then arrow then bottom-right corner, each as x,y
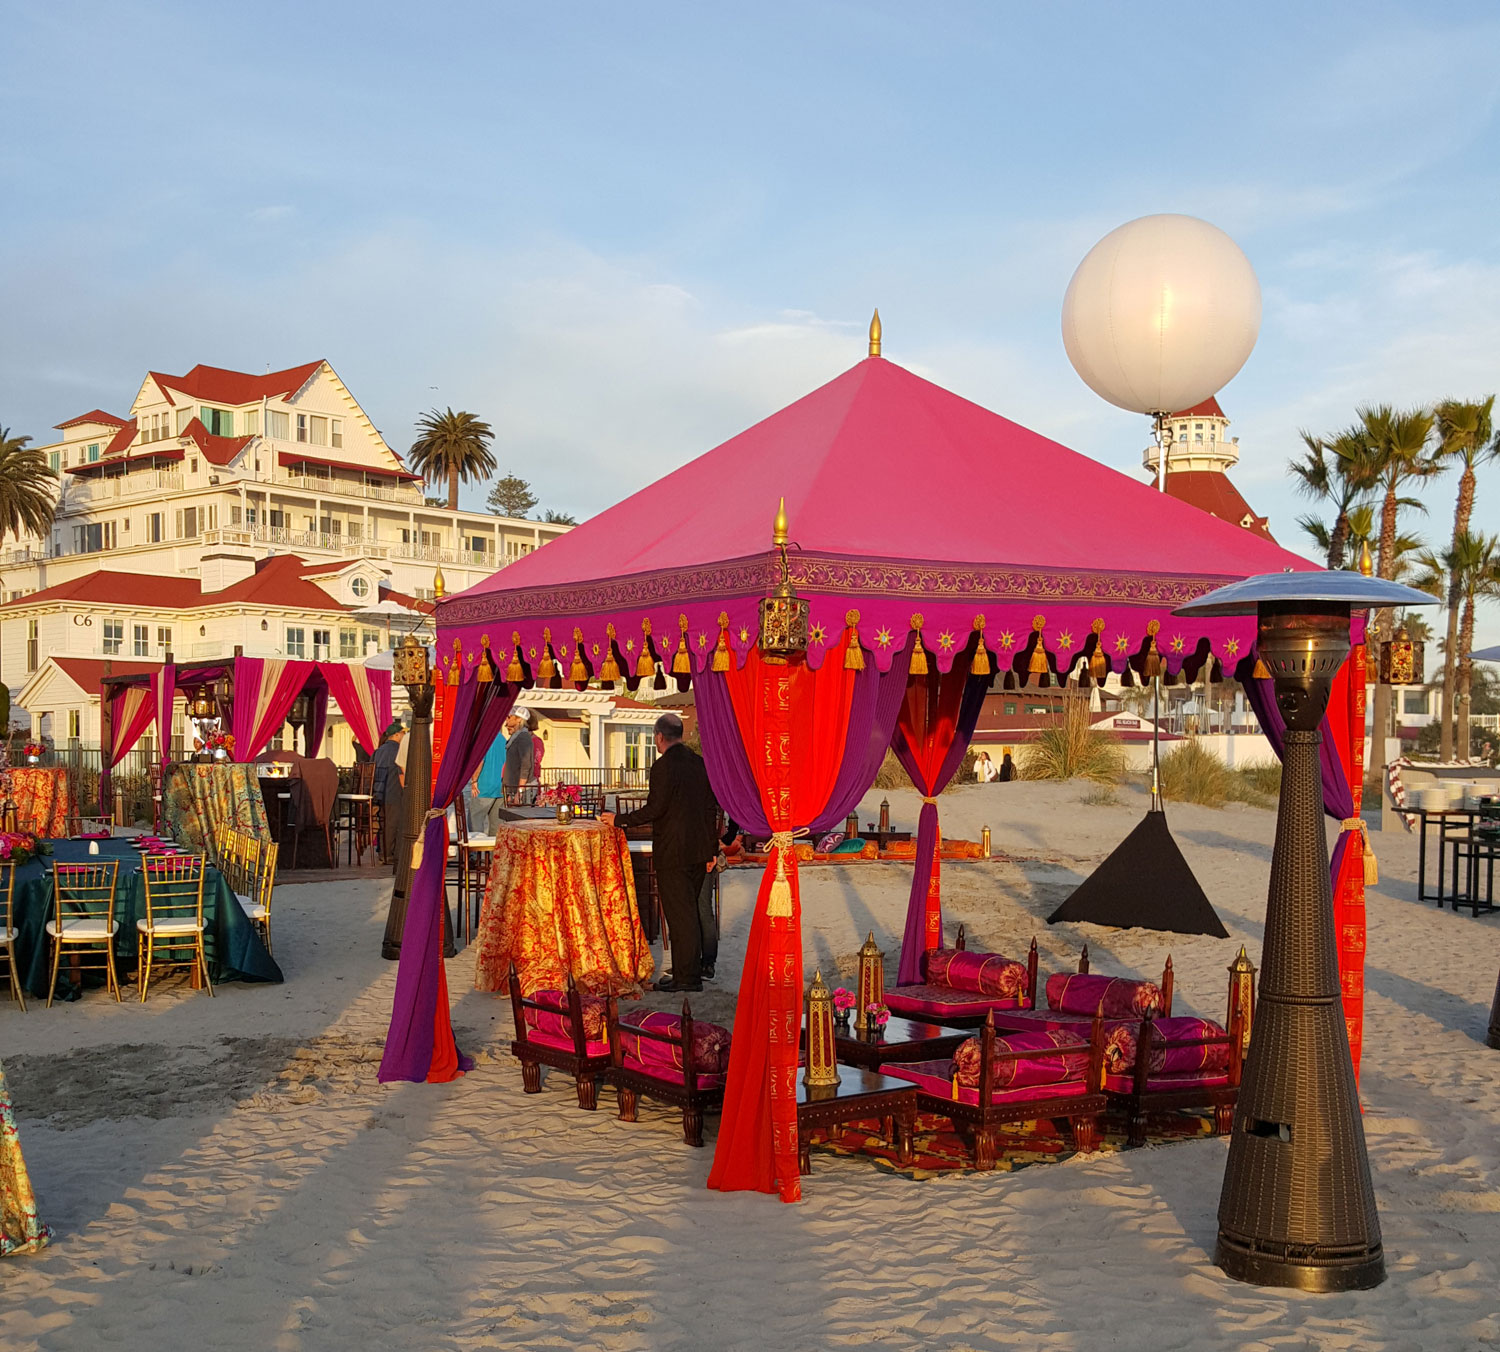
1162,470 -> 1274,541
377,586 -> 435,615
54,410 -> 131,431
51,658 -> 162,695
105,421 -> 138,456
148,361 -> 324,408
2,556 -> 350,613
278,449 -> 419,481
180,418 -> 254,467
1167,397 -> 1226,420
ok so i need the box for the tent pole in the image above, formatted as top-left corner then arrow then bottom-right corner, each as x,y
1151,674 -> 1162,811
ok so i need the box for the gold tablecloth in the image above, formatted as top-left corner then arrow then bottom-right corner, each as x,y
474,820 -> 654,997
9,767 -> 72,837
1,1059 -> 51,1258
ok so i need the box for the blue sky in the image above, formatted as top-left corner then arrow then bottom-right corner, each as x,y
4,2 -> 1498,636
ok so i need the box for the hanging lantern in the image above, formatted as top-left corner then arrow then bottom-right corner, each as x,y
804,970 -> 841,1088
392,633 -> 431,688
213,672 -> 233,714
1378,627 -> 1422,686
758,498 -> 809,660
289,693 -> 313,727
187,688 -> 217,720
1226,945 -> 1257,1058
854,932 -> 885,1033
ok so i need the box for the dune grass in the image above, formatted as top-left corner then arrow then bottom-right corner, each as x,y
1156,740 -> 1274,809
1019,703 -> 1126,785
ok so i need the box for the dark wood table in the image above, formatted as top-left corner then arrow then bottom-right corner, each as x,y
863,827 -> 913,849
828,1016 -> 972,1069
796,1068 -> 918,1175
1417,808 -> 1478,903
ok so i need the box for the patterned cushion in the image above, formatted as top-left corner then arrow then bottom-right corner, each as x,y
523,989 -> 606,1045
1103,1070 -> 1231,1094
618,1009 -> 732,1075
524,1027 -> 611,1058
927,948 -> 1026,998
881,1059 -> 1094,1109
1103,1017 -> 1230,1077
951,1029 -> 1090,1090
886,985 -> 1026,1018
620,1055 -> 728,1090
1046,972 -> 1162,1019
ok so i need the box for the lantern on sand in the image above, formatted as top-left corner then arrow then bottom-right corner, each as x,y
1226,945 -> 1257,1058
1062,214 -> 1261,491
804,971 -> 840,1088
854,932 -> 884,1033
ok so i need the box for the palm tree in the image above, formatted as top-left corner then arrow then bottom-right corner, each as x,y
1451,533 -> 1500,756
0,427 -> 59,545
1348,405 -> 1440,764
1432,397 -> 1497,758
1288,430 -> 1371,569
407,409 -> 498,511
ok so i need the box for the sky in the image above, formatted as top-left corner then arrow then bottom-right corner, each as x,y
3,2 -> 1498,640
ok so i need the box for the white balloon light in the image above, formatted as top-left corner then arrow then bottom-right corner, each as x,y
1062,213 -> 1261,416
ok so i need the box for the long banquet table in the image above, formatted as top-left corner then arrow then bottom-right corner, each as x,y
472,818 -> 654,997
11,838 -> 283,999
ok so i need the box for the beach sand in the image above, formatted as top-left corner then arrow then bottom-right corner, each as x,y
3,781 -> 1499,1350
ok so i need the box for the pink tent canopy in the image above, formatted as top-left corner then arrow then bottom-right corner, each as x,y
441,357 -> 1314,677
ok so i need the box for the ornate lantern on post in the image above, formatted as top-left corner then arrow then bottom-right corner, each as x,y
383,634 -> 442,961
287,692 -> 313,755
804,970 -> 841,1088
758,498 -> 809,660
1377,627 -> 1423,687
854,932 -> 884,1034
1177,570 -> 1436,1292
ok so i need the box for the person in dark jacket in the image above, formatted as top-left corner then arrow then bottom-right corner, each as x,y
602,713 -> 718,991
372,721 -> 405,865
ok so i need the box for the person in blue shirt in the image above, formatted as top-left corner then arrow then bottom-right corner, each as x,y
467,725 -> 509,834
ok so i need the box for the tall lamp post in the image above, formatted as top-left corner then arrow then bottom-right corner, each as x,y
1177,571 -> 1436,1292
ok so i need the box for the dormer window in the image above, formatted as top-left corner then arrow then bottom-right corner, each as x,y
350,575 -> 369,599
200,407 -> 234,436
189,457 -> 199,473
331,419 -> 343,449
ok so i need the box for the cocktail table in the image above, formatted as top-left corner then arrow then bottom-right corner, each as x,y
796,1069 -> 918,1175
832,1016 -> 972,1069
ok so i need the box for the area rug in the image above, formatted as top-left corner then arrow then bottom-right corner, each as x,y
810,1109 -> 1216,1179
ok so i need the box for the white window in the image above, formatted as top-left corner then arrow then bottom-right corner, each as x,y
200,406 -> 233,436
331,419 -> 342,449
175,508 -> 199,538
267,409 -> 289,439
339,629 -> 358,659
176,407 -> 193,434
1402,690 -> 1428,716
156,626 -> 173,655
285,627 -> 306,658
146,512 -> 163,543
350,575 -> 369,599
312,628 -> 331,660
48,451 -> 60,472
230,505 -> 242,525
133,624 -> 150,656
87,444 -> 100,462
207,504 -> 217,530
243,408 -> 259,436
310,415 -> 327,446
296,414 -> 308,443
189,456 -> 199,474
103,619 -> 123,654
362,629 -> 379,655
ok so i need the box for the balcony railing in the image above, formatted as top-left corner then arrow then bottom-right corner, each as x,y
275,470 -> 426,505
66,470 -> 184,503
195,524 -> 496,568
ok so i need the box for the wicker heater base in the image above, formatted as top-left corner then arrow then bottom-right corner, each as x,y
1215,727 -> 1384,1292
1487,966 -> 1500,1050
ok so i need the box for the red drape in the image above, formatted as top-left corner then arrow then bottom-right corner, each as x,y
707,640 -> 859,1202
107,686 -> 157,769
1330,645 -> 1369,1080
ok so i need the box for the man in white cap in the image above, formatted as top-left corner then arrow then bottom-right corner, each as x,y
502,706 -> 536,805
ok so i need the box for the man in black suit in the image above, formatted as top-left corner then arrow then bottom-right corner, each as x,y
601,713 -> 718,992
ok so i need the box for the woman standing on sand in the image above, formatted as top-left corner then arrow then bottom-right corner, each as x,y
0,1059 -> 51,1257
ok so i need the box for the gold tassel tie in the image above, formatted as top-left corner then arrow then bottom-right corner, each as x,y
909,613 -> 929,676
1342,817 -> 1379,885
502,632 -> 522,683
448,638 -> 462,685
569,627 -> 588,686
1089,619 -> 1108,681
636,618 -> 657,680
767,830 -> 797,917
844,609 -> 865,670
538,627 -> 558,682
1028,615 -> 1050,686
970,615 -> 990,676
671,613 -> 692,676
600,623 -> 622,683
712,613 -> 733,672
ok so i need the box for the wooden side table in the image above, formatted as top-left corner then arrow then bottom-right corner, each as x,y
807,1016 -> 971,1070
796,1069 -> 918,1175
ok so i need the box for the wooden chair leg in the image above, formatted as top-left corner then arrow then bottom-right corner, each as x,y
798,1135 -> 812,1175
1127,1107 -> 1148,1149
616,1084 -> 638,1123
576,1071 -> 598,1111
972,1128 -> 996,1171
1071,1114 -> 1100,1153
1213,1100 -> 1234,1136
683,1104 -> 704,1148
520,1059 -> 542,1094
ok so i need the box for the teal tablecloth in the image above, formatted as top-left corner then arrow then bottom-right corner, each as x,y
12,839 -> 283,999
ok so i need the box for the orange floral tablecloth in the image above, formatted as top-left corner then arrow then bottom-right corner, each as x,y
9,768 -> 72,837
473,820 -> 654,998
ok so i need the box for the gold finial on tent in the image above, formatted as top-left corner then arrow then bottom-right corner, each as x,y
433,565 -> 446,600
773,497 -> 790,547
868,309 -> 882,358
1359,540 -> 1373,577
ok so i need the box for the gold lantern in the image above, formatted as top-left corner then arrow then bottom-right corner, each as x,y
392,633 -> 431,689
1378,627 -> 1423,686
1227,945 -> 1257,1057
854,931 -> 885,1033
758,498 -> 809,660
804,970 -> 841,1087
187,688 -> 217,720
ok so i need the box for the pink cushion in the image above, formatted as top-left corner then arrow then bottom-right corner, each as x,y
523,988 -> 606,1045
951,1029 -> 1090,1090
886,985 -> 1026,1019
524,1027 -> 611,1058
620,1053 -> 727,1089
1103,1017 -> 1231,1077
988,1008 -> 1109,1033
926,948 -> 1027,998
1104,1070 -> 1231,1094
618,1009 -> 732,1075
1046,972 -> 1162,1019
881,1059 -> 1093,1109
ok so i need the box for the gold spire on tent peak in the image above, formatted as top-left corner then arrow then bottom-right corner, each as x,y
773,496 -> 789,546
868,309 -> 882,358
433,565 -> 446,599
1359,541 -> 1373,577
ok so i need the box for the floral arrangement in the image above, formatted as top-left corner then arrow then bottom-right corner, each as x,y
832,987 -> 856,1014
205,731 -> 235,754
0,831 -> 49,865
538,783 -> 582,808
22,743 -> 44,760
866,1002 -> 891,1029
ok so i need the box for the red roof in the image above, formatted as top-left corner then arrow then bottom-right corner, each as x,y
1162,470 -> 1274,541
148,361 -> 324,408
54,410 -> 131,431
377,586 -> 435,615
51,658 -> 162,694
105,421 -> 138,456
3,555 -> 349,613
278,449 -> 419,481
1167,397 -> 1226,420
180,418 -> 254,467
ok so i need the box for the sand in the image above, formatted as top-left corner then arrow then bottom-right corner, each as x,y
3,780 -> 1499,1351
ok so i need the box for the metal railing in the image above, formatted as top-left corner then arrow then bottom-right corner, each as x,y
536,766 -> 652,791
277,471 -> 426,505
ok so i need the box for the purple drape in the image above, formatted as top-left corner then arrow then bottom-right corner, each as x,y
379,676 -> 517,1083
1240,660 -> 1353,819
893,668 -> 990,984
305,670 -> 331,757
696,672 -> 771,835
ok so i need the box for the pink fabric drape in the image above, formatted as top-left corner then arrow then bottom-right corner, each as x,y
107,686 -> 156,768
231,657 -> 314,759
317,663 -> 392,756
150,664 -> 177,761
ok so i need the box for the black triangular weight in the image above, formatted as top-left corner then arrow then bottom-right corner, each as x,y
1046,809 -> 1228,937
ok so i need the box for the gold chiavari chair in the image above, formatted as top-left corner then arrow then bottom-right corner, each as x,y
235,835 -> 279,956
46,860 -> 122,1006
219,828 -> 249,897
76,814 -> 116,838
138,854 -> 211,1001
0,862 -> 23,1011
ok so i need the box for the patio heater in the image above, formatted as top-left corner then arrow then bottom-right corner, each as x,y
1176,570 -> 1435,1292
